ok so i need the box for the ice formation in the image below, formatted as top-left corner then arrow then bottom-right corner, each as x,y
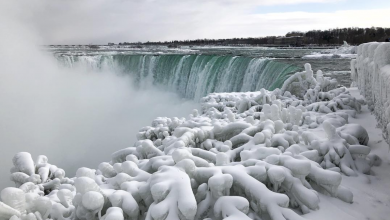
351,42 -> 390,143
0,64 -> 379,220
303,42 -> 357,59
332,41 -> 357,55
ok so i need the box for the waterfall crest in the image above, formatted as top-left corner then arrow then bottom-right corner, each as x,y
57,54 -> 300,100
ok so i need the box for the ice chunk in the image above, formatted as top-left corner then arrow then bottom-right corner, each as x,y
1,188 -> 26,213
12,152 -> 35,176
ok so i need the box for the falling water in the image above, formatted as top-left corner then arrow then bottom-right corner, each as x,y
57,54 -> 300,100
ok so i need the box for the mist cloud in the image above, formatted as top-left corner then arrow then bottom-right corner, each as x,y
0,2 -> 198,188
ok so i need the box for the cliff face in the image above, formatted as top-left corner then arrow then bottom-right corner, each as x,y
351,42 -> 390,143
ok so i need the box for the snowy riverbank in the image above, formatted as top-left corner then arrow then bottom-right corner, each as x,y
0,61 -> 389,220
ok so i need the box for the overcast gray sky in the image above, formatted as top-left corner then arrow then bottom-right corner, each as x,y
2,0 -> 390,44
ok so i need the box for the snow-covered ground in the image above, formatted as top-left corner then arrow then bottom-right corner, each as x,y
305,87 -> 390,220
0,58 -> 389,219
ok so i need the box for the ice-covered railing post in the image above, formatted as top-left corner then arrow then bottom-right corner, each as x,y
351,42 -> 390,143
0,63 -> 382,220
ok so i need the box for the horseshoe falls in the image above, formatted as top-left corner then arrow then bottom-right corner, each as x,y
57,54 -> 300,100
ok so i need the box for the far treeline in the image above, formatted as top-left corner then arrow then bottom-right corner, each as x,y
120,27 -> 390,47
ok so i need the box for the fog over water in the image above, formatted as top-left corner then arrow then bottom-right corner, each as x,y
0,4 -> 198,188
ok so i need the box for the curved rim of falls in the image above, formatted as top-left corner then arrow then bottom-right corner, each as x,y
56,54 -> 301,100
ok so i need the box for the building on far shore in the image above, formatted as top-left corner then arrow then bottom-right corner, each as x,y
108,42 -> 115,46
274,36 -> 303,46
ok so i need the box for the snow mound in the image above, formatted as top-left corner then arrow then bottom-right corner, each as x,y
303,42 -> 357,59
0,64 -> 379,220
351,42 -> 390,143
331,42 -> 357,55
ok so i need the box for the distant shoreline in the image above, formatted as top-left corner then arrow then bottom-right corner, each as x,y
44,44 -> 340,49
